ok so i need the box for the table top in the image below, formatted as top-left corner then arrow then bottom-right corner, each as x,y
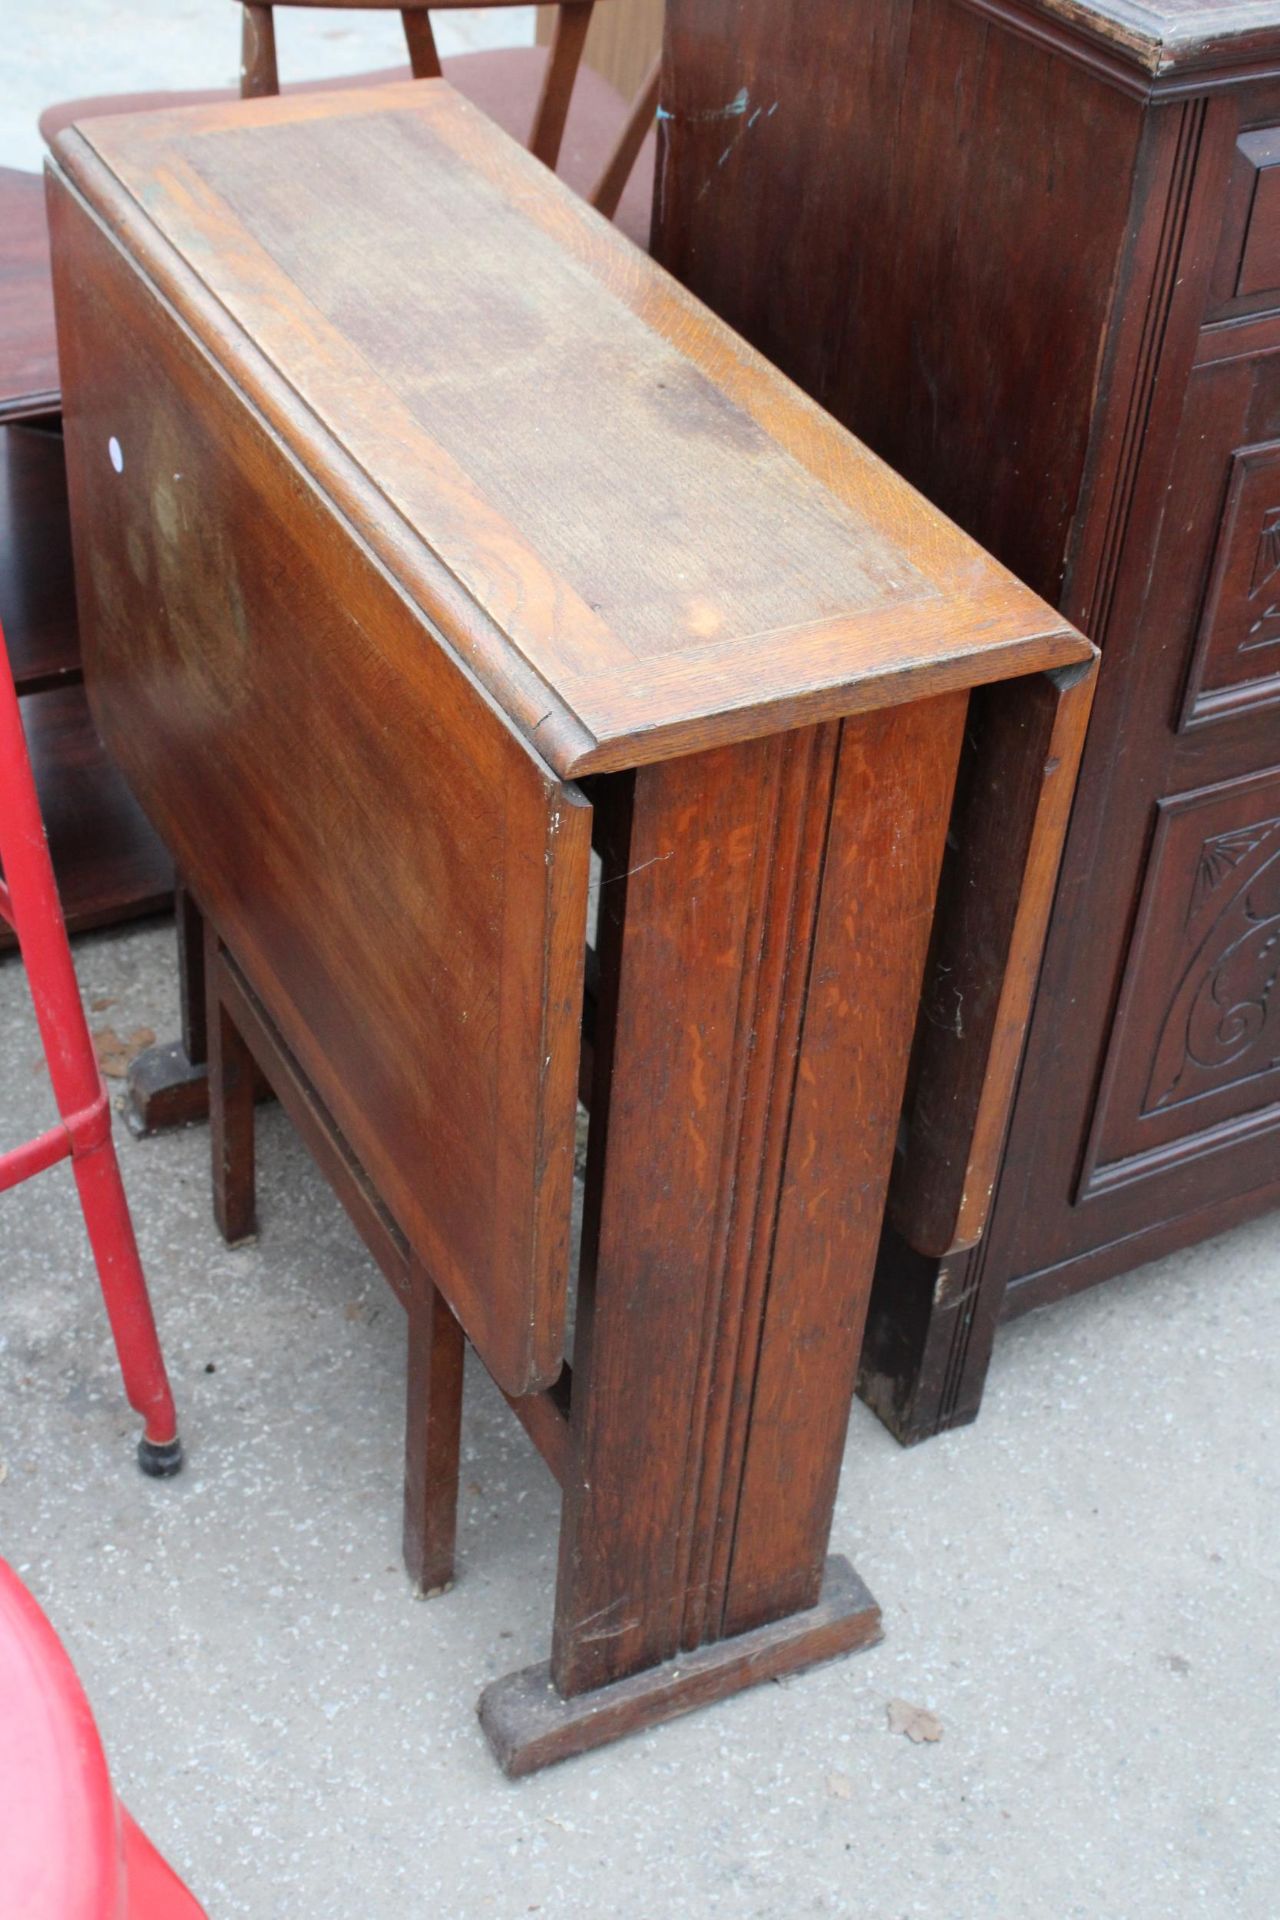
51,83 -> 1087,776
0,169 -> 60,424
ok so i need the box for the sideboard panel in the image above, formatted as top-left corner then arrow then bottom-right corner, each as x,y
1083,768 -> 1280,1192
655,2 -> 1280,1439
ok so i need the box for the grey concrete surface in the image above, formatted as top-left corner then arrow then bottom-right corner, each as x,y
2,2 -> 535,173
1,916 -> 1278,1919
4,10 -> 1280,1913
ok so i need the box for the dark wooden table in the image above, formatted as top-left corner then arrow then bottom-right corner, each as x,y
653,0 -> 1280,1443
0,167 -> 169,945
48,80 -> 1094,1770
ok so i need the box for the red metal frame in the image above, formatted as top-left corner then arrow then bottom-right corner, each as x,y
0,616 -> 180,1470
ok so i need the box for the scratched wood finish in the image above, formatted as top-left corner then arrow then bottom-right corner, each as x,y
50,83 -> 1083,780
48,171 -> 591,1398
655,0 -> 1280,1443
49,82 -> 1093,1764
482,1555 -> 881,1777
655,0 -> 1141,606
553,693 -> 967,1694
1003,0 -> 1280,81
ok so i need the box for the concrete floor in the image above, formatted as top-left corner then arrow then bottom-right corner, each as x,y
2,916 -> 1278,1920
2,1 -> 535,173
4,13 -> 1280,1916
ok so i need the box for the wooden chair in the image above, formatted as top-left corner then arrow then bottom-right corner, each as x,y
39,1 -> 660,246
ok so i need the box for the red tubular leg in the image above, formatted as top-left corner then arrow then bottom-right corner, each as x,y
0,620 -> 180,1471
71,1143 -> 179,1458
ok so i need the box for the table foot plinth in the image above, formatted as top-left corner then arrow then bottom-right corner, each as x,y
478,1555 -> 881,1777
124,1041 -> 210,1138
125,1040 -> 273,1139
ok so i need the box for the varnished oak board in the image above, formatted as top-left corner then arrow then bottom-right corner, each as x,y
47,80 -> 1089,1400
47,82 -> 1087,781
48,173 -> 590,1399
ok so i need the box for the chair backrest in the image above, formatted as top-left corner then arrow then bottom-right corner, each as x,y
239,0 -> 605,174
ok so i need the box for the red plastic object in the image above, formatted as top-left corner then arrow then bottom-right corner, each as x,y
0,616 -> 181,1474
0,1558 -> 207,1919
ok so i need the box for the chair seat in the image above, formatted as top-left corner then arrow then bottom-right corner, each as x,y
0,1559 -> 205,1918
39,47 -> 656,251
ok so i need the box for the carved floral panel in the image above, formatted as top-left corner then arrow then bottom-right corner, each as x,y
1085,768 -> 1280,1188
1144,812 -> 1280,1112
1183,442 -> 1280,726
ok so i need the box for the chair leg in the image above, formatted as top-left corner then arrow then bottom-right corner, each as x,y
0,616 -> 180,1473
403,1263 -> 465,1596
205,926 -> 257,1247
71,1140 -> 183,1474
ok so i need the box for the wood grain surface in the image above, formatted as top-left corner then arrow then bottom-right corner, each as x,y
50,81 -> 1087,777
0,426 -> 80,693
0,682 -> 172,951
45,74 -> 1104,1751
49,173 -> 590,1396
653,0 -> 1280,1452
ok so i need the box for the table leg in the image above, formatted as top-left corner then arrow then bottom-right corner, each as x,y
480,691 -> 967,1772
861,663 -> 1096,1443
184,923 -> 467,1597
206,925 -> 257,1248
403,1263 -> 466,1596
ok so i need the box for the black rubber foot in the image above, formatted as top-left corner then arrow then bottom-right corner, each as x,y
137,1434 -> 184,1478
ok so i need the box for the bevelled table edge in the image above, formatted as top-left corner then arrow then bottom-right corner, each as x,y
44,139 -> 604,786
46,103 -> 1093,782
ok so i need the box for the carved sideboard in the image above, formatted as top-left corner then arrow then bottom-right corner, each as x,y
654,0 -> 1280,1438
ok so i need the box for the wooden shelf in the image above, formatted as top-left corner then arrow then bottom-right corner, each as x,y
0,169 -> 60,425
0,422 -> 80,692
0,683 -> 172,950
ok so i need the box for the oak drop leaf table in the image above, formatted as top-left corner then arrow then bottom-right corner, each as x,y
47,81 -> 1095,1772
